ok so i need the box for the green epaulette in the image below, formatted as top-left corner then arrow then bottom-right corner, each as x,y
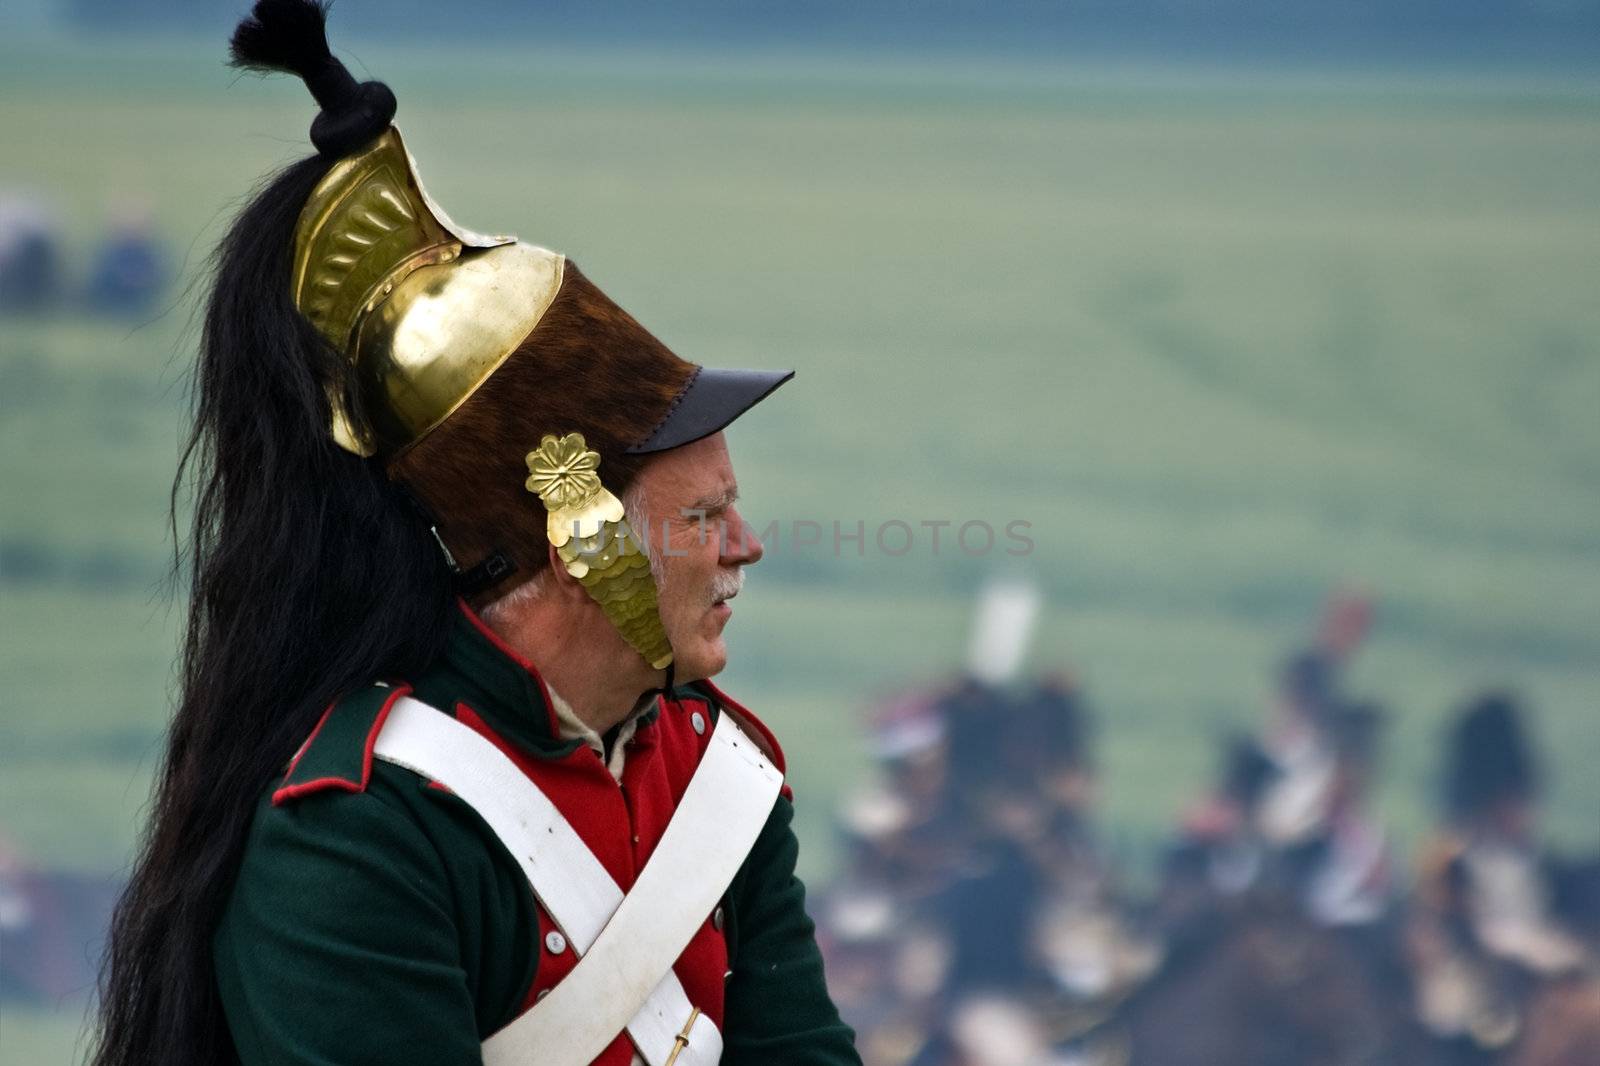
272,683 -> 412,805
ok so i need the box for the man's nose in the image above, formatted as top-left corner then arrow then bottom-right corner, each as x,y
720,508 -> 764,566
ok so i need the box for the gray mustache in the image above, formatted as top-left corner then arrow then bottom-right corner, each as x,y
710,569 -> 745,604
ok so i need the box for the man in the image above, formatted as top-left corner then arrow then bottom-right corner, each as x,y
92,3 -> 858,1065
1256,591 -> 1373,846
1298,702 -> 1393,930
1409,693 -> 1591,1049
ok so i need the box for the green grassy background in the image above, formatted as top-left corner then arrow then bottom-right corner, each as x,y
2,36 -> 1598,1061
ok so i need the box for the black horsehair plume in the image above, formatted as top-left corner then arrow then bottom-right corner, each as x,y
229,0 -> 396,157
229,0 -> 337,82
89,4 -> 441,1064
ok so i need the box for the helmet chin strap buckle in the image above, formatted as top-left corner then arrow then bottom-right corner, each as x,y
454,550 -> 516,597
400,483 -> 518,597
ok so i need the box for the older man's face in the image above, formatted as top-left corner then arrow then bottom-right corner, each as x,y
632,432 -> 764,683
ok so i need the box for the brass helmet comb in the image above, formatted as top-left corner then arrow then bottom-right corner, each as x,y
291,128 -> 565,458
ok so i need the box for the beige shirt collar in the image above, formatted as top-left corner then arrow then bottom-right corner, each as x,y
545,686 -> 657,782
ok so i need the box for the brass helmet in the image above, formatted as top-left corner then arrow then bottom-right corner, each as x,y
231,0 -> 791,671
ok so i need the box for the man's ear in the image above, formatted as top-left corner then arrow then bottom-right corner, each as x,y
544,542 -> 592,605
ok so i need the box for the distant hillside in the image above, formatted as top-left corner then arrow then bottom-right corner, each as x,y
57,0 -> 1600,67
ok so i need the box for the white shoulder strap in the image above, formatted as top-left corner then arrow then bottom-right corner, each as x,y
372,695 -> 783,1066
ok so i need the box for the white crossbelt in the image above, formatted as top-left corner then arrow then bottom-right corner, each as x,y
372,695 -> 783,1066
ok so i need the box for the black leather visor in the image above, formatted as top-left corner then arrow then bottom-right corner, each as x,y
626,367 -> 794,454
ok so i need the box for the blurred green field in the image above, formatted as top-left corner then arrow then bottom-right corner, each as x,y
2,36 -> 1598,1058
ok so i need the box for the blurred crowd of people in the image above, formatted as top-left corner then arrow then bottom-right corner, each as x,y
0,194 -> 169,316
814,591 -> 1600,1066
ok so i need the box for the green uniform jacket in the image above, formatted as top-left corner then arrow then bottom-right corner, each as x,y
214,603 -> 859,1065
